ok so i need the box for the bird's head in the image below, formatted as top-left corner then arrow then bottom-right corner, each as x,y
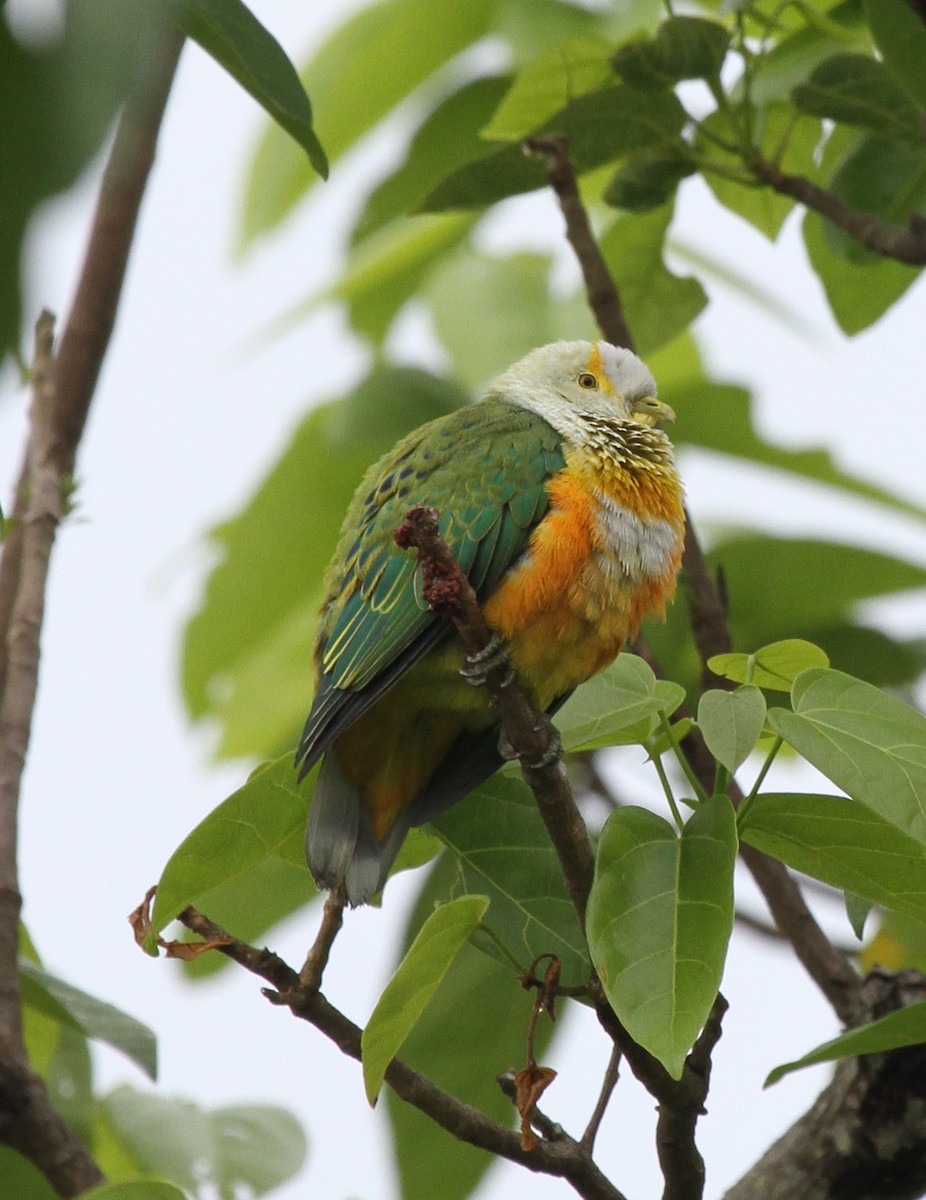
489,340 -> 675,442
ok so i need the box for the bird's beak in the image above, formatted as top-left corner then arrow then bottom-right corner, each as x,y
631,395 -> 676,428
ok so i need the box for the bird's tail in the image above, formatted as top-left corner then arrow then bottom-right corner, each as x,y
306,754 -> 410,906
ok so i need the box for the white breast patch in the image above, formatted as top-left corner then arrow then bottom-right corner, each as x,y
594,493 -> 681,582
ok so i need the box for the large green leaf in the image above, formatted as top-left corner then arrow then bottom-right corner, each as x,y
605,147 -> 695,213
612,16 -> 729,88
709,640 -> 831,692
181,367 -> 466,758
83,1185 -> 186,1200
792,53 -> 925,145
240,0 -> 495,245
865,0 -> 926,109
421,83 -> 686,212
432,775 -> 589,987
103,1086 -> 306,1196
769,669 -> 926,845
0,1148 -> 60,1199
18,961 -> 157,1080
587,796 -> 737,1079
556,652 -> 685,752
698,686 -> 767,773
386,852 -> 559,1200
362,895 -> 489,1103
151,756 -> 309,936
166,0 -> 327,176
481,35 -> 614,141
598,200 -> 707,354
741,792 -> 926,923
766,1001 -> 926,1087
353,76 -> 510,242
424,249 -> 595,389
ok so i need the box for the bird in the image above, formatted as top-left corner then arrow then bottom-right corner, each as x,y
297,340 -> 685,905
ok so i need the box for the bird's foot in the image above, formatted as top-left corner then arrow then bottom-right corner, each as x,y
498,715 -> 563,770
459,634 -> 513,687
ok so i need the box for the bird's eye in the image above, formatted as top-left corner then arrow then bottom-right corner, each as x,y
577,372 -> 598,389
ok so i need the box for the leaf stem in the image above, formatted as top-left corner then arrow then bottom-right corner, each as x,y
660,712 -> 709,804
739,735 -> 783,822
652,748 -> 685,831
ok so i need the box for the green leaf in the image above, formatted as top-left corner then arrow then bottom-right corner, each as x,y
353,76 -> 510,242
19,960 -> 157,1080
556,652 -> 685,752
865,0 -> 926,109
0,1148 -> 60,1199
387,852 -> 559,1200
481,35 -> 614,141
424,248 -> 595,390
612,17 -> 730,88
587,796 -> 737,1078
698,685 -> 767,772
599,200 -> 707,354
181,367 -> 466,757
240,0 -> 494,245
151,756 -> 308,935
432,775 -> 589,987
740,793 -> 926,923
708,640 -> 831,692
765,1001 -> 926,1087
421,84 -> 686,212
792,54 -> 925,144
83,1185 -> 186,1200
166,0 -> 327,177
103,1086 -> 307,1195
845,891 -> 873,941
604,147 -> 695,212
362,895 -> 489,1103
768,669 -> 926,844
699,103 -> 822,239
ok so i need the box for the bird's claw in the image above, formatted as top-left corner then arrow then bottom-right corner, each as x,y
497,715 -> 562,770
459,634 -> 514,687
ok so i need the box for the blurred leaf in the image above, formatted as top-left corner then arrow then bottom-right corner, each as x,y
421,83 -> 686,211
587,796 -> 737,1079
740,793 -> 926,923
769,668 -> 926,844
19,960 -> 156,1080
151,756 -> 308,934
670,376 -> 926,521
604,147 -> 695,212
765,1001 -> 926,1087
353,76 -> 510,242
709,640 -> 831,692
103,1086 -> 306,1196
746,19 -> 865,107
240,0 -> 495,245
363,895 -> 489,1103
181,367 -> 466,758
166,0 -> 326,176
612,16 -> 729,88
599,200 -> 707,353
332,213 -> 476,342
481,35 -> 614,141
557,653 -> 685,752
424,249 -> 594,390
845,891 -> 873,941
83,1185 -> 186,1200
432,776 -> 589,987
0,1150 -> 60,1200
792,53 -> 925,144
860,910 -> 926,973
698,685 -> 766,772
865,0 -> 926,109
699,103 -> 822,239
47,1024 -> 94,1147
387,853 -> 558,1200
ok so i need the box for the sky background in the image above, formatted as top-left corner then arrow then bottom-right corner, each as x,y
2,1 -> 926,1198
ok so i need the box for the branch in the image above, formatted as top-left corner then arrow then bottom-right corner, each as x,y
527,132 -> 864,1028
0,24 -> 183,1195
178,907 -> 629,1200
752,156 -> 926,266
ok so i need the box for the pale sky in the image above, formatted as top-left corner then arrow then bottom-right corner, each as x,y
2,3 -> 925,1198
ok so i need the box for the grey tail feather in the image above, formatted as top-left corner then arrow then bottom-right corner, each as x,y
306,755 -> 411,906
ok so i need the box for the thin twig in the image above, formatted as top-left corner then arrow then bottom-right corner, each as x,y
581,1045 -> 621,1154
178,908 -> 629,1200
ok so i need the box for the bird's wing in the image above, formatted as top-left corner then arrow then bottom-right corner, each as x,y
297,399 -> 565,773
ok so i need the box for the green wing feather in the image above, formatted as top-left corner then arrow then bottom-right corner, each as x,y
297,398 -> 565,770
